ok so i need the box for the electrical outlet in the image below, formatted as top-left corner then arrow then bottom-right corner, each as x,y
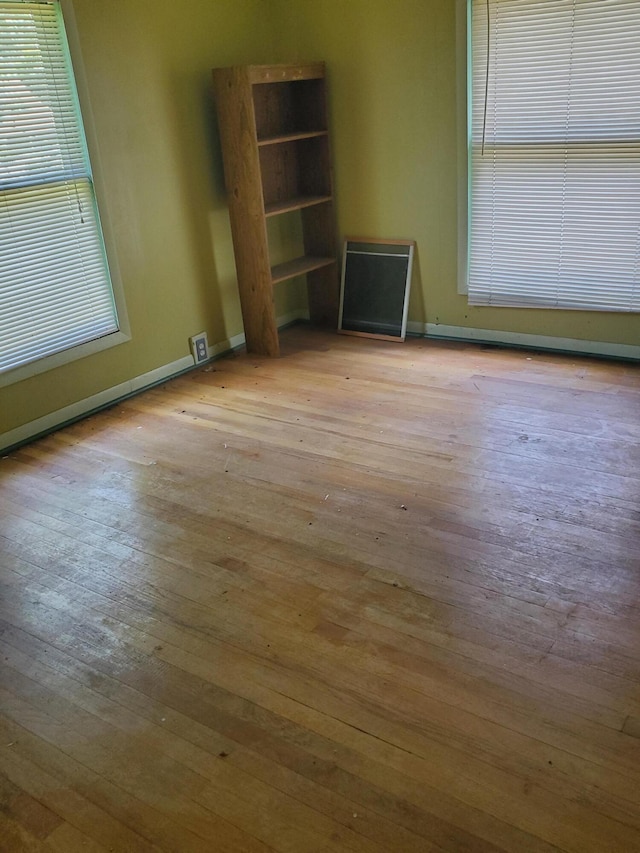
190,332 -> 209,364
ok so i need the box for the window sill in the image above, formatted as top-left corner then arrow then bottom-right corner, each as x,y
0,328 -> 131,389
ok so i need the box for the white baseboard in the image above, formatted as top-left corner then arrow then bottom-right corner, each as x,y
406,322 -> 640,361
9,313 -> 630,453
1,309 -> 308,454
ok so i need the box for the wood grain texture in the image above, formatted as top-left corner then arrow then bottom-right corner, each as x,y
1,327 -> 639,852
248,64 -> 326,85
213,64 -> 338,355
212,65 -> 279,358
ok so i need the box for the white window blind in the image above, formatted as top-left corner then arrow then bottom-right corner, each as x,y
0,0 -> 118,375
468,0 -> 640,311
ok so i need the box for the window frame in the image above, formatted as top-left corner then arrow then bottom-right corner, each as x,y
0,0 -> 129,389
458,0 -> 640,312
456,0 -> 470,296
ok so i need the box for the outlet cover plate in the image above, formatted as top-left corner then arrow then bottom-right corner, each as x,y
190,332 -> 209,364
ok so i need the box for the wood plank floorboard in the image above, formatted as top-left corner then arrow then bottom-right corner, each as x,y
1,327 -> 639,851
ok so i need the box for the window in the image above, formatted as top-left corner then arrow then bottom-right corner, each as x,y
467,0 -> 640,311
0,0 -> 124,381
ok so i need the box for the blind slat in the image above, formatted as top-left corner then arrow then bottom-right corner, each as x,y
0,0 -> 118,375
469,0 -> 640,312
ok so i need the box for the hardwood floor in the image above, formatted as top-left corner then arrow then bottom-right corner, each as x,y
1,326 -> 639,852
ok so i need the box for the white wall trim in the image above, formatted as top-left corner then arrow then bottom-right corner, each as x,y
0,0 -> 132,391
5,313 -> 635,453
406,321 -> 640,360
1,309 -> 308,454
456,0 -> 469,295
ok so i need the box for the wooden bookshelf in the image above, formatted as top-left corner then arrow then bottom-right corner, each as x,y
212,63 -> 339,356
271,255 -> 335,285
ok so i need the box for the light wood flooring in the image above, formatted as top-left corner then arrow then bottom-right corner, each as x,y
1,326 -> 640,852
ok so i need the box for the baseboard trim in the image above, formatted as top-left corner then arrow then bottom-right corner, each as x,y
406,322 -> 640,361
9,315 -> 632,454
1,310 -> 308,454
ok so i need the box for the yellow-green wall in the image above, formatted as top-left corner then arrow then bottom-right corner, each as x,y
270,0 -> 640,346
1,0 -> 281,438
2,0 -> 638,442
